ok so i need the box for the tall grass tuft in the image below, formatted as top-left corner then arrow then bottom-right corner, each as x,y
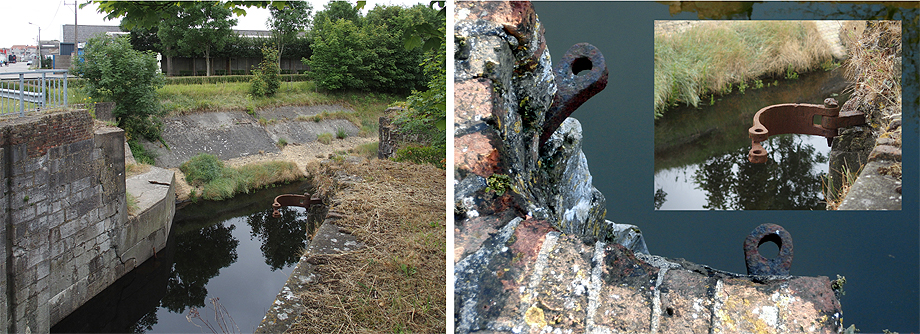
181,153 -> 303,201
655,21 -> 833,118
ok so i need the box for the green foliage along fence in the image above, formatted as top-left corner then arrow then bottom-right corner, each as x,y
73,35 -> 165,143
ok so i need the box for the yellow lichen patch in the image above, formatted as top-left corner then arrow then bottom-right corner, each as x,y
525,305 -> 548,328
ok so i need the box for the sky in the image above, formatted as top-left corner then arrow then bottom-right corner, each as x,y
0,0 -> 428,48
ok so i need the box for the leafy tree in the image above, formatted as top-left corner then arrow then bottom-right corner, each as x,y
267,1 -> 312,66
73,35 -> 165,142
157,1 -> 237,76
311,1 -> 360,35
306,4 -> 437,93
250,45 -> 282,97
121,21 -> 160,53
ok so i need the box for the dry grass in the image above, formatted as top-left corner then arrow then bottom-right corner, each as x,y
654,21 -> 833,118
842,21 -> 902,131
125,163 -> 152,178
824,163 -> 862,210
826,21 -> 902,207
288,159 -> 446,334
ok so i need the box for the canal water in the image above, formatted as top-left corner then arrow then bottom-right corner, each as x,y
535,2 -> 918,332
653,69 -> 849,210
51,181 -> 325,333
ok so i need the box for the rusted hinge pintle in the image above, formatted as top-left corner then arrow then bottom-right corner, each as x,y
272,193 -> 321,218
748,98 -> 865,163
539,43 -> 609,146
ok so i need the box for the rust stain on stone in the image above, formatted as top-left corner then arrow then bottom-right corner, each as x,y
455,132 -> 502,178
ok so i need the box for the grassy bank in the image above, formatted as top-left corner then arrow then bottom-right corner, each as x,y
288,159 -> 445,333
180,153 -> 304,201
654,21 -> 834,118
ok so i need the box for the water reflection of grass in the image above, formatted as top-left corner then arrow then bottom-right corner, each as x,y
654,21 -> 834,118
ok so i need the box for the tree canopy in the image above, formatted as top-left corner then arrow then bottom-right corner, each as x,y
268,1 -> 313,64
157,1 -> 237,76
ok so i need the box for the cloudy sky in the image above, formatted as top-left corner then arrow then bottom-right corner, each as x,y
1,0 -> 428,48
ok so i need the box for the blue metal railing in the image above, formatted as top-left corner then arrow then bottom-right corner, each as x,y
0,69 -> 69,117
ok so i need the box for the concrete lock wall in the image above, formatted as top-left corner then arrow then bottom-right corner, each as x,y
1,110 -> 171,333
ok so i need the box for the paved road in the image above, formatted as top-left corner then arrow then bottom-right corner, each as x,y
0,62 -> 68,80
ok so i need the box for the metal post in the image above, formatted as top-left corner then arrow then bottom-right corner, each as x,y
18,73 -> 24,116
63,72 -> 68,106
40,72 -> 46,110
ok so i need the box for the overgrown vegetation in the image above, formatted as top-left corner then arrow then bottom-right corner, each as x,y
73,35 -> 166,143
654,21 -> 833,118
288,159 -> 445,334
305,3 -> 439,93
179,153 -> 303,201
250,45 -> 283,97
825,21 -> 902,210
390,13 -> 446,169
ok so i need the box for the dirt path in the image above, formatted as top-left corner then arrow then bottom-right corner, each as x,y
169,135 -> 379,201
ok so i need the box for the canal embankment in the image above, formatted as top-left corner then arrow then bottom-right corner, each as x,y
258,158 -> 446,333
829,20 -> 902,210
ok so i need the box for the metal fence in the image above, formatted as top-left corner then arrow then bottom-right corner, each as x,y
0,70 -> 69,117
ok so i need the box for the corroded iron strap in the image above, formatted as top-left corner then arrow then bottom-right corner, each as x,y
540,43 -> 608,146
272,193 -> 321,217
748,98 -> 865,163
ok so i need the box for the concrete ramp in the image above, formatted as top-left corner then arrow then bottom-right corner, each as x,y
142,107 -> 360,168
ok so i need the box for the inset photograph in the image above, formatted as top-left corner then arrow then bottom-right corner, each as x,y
653,20 -> 902,210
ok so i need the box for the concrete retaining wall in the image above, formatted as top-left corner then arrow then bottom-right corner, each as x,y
1,111 -> 174,332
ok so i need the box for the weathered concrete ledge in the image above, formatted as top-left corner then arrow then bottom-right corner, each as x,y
255,216 -> 364,333
123,167 -> 176,267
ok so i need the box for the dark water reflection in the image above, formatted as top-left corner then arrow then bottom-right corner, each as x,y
52,182 -> 325,333
661,135 -> 828,210
654,69 -> 843,210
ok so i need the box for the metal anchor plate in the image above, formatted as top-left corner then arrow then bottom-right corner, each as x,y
748,98 -> 866,163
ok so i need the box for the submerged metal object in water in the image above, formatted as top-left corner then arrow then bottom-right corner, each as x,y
744,223 -> 794,276
272,193 -> 321,217
748,98 -> 865,163
540,43 -> 609,146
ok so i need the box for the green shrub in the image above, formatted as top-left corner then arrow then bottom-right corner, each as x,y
73,35 -> 165,142
336,127 -> 348,139
250,45 -> 282,97
277,137 -> 288,148
180,153 -> 225,186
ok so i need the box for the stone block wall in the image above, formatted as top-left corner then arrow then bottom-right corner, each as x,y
0,110 -> 153,333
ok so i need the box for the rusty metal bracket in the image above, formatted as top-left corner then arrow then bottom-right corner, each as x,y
272,193 -> 321,218
748,98 -> 866,163
540,43 -> 608,146
744,223 -> 793,276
